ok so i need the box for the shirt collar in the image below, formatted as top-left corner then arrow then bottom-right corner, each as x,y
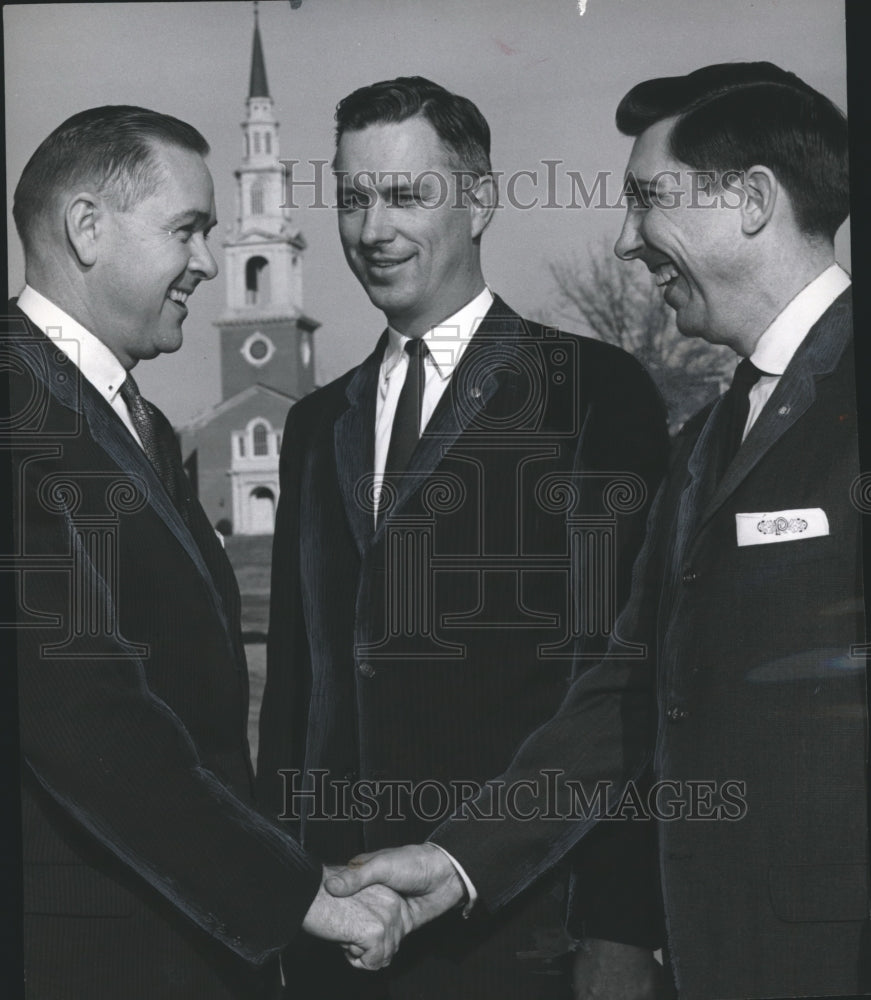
17,284 -> 130,405
750,263 -> 851,376
382,286 -> 494,384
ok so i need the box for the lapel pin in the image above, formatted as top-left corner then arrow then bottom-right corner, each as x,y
471,386 -> 483,400
777,404 -> 790,416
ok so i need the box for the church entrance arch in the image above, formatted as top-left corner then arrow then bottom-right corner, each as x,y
248,486 -> 276,534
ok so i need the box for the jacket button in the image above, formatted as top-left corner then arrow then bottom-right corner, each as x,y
358,661 -> 376,678
681,567 -> 699,584
666,705 -> 689,723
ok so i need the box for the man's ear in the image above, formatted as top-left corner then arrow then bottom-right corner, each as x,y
740,165 -> 777,236
64,192 -> 101,267
468,173 -> 497,240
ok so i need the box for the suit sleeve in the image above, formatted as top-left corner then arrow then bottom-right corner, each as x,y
431,348 -> 673,919
15,414 -> 322,968
564,348 -> 668,948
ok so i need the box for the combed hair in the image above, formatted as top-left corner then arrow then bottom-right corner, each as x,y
616,62 -> 848,240
334,76 -> 491,176
13,105 -> 209,249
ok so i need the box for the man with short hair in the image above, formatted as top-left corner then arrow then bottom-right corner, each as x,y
329,63 -> 869,1000
8,104 -> 410,999
257,77 -> 670,998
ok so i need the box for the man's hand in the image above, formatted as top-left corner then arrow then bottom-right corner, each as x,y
302,865 -> 413,970
324,843 -> 465,940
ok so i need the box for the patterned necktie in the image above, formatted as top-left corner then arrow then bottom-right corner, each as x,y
120,375 -> 236,631
384,337 -> 429,477
720,357 -> 766,476
120,373 -> 189,517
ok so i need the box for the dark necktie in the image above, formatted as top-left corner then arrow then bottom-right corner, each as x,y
720,357 -> 766,476
120,373 -> 189,517
384,337 -> 429,477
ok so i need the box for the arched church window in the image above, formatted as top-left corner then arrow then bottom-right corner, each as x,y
265,133 -> 272,155
252,422 -> 269,456
245,256 -> 270,305
253,131 -> 261,154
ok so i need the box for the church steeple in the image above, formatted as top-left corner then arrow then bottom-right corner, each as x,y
248,3 -> 270,98
214,0 -> 318,403
180,0 -> 318,538
241,2 -> 279,170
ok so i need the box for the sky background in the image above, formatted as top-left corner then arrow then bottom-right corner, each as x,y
4,0 -> 850,427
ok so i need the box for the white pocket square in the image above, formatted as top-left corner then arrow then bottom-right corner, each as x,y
735,507 -> 829,547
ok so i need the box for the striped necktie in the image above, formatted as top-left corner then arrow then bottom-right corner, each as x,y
120,373 -> 188,517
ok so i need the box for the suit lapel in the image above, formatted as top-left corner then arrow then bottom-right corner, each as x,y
334,298 -> 527,550
86,398 -> 236,629
419,296 -> 524,459
689,291 -> 853,536
335,335 -> 383,554
371,296 -> 526,540
10,306 -> 233,637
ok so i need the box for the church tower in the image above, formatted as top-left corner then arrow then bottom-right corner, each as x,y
181,3 -> 319,536
215,2 -> 318,401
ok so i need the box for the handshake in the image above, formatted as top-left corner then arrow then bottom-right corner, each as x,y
301,843 -> 466,970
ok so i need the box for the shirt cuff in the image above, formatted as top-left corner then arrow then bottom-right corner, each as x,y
428,842 -> 477,917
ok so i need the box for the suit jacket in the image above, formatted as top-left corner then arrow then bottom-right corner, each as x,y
433,292 -> 870,999
257,296 -> 670,998
6,302 -> 322,999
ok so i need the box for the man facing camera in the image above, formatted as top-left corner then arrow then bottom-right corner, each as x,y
257,77 -> 670,998
331,62 -> 868,1000
7,105 -> 411,999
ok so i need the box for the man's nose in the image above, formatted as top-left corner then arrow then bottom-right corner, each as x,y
614,210 -> 643,261
189,233 -> 218,280
360,199 -> 394,245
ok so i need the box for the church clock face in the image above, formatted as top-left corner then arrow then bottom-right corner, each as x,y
241,331 -> 276,367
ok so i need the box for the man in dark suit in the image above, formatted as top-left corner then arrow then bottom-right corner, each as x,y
328,63 -> 869,1000
7,105 -> 413,999
256,77 -> 670,998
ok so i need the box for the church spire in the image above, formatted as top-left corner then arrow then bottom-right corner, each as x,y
248,2 -> 270,98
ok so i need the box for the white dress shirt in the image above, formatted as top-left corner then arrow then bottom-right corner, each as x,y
742,263 -> 851,441
372,286 -> 494,518
17,284 -> 144,449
